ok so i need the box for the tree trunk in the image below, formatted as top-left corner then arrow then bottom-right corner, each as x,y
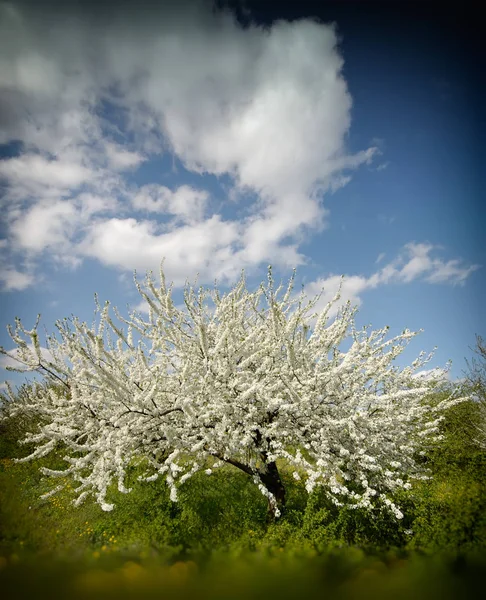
260,461 -> 286,521
213,451 -> 286,521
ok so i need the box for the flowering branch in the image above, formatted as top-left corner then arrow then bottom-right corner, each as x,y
0,262 -> 466,519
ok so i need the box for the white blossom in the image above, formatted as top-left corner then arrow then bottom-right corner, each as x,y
0,263 -> 466,519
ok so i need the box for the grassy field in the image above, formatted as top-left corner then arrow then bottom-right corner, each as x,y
1,399 -> 485,599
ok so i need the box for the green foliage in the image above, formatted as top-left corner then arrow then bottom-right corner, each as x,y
298,487 -> 415,552
405,393 -> 486,554
408,475 -> 485,554
1,377 -> 486,598
0,401 -> 40,461
427,396 -> 485,473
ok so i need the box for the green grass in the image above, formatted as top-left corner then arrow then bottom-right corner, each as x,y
1,397 -> 485,598
1,451 -> 485,599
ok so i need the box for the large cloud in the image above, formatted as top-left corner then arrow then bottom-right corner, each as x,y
0,0 -> 378,289
79,215 -> 243,286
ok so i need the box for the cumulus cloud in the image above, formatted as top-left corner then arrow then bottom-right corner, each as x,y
9,198 -> 78,252
79,215 -> 243,286
0,0 -> 376,290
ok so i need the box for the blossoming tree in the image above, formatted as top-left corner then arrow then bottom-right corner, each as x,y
0,264 -> 462,519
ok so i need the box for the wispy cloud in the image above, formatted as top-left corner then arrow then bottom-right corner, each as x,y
377,214 -> 396,226
132,184 -> 209,223
0,252 -> 36,291
0,266 -> 35,291
411,368 -> 449,381
104,142 -> 146,172
400,242 -> 480,285
302,242 -> 480,317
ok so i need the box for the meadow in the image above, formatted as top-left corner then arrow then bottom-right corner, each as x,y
1,390 -> 485,599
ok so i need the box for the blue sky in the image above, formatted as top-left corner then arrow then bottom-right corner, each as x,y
0,0 -> 483,389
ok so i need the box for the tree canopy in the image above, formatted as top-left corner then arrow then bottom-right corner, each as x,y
0,263 -> 464,519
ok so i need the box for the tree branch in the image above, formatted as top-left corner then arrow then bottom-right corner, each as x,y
38,363 -> 71,390
210,452 -> 254,477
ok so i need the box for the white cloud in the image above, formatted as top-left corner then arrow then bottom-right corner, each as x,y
10,198 -> 78,253
0,0 -> 377,290
4,191 -> 123,271
400,242 -> 480,286
399,257 -> 430,283
104,142 -> 146,171
425,259 -> 479,285
132,184 -> 209,223
76,192 -> 119,219
131,298 -> 150,314
79,215 -> 243,286
411,368 -> 450,382
0,266 -> 35,291
0,153 -> 91,201
399,242 -> 434,282
0,251 -> 36,292
303,274 -> 368,317
0,343 -> 54,370
302,242 -> 480,317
